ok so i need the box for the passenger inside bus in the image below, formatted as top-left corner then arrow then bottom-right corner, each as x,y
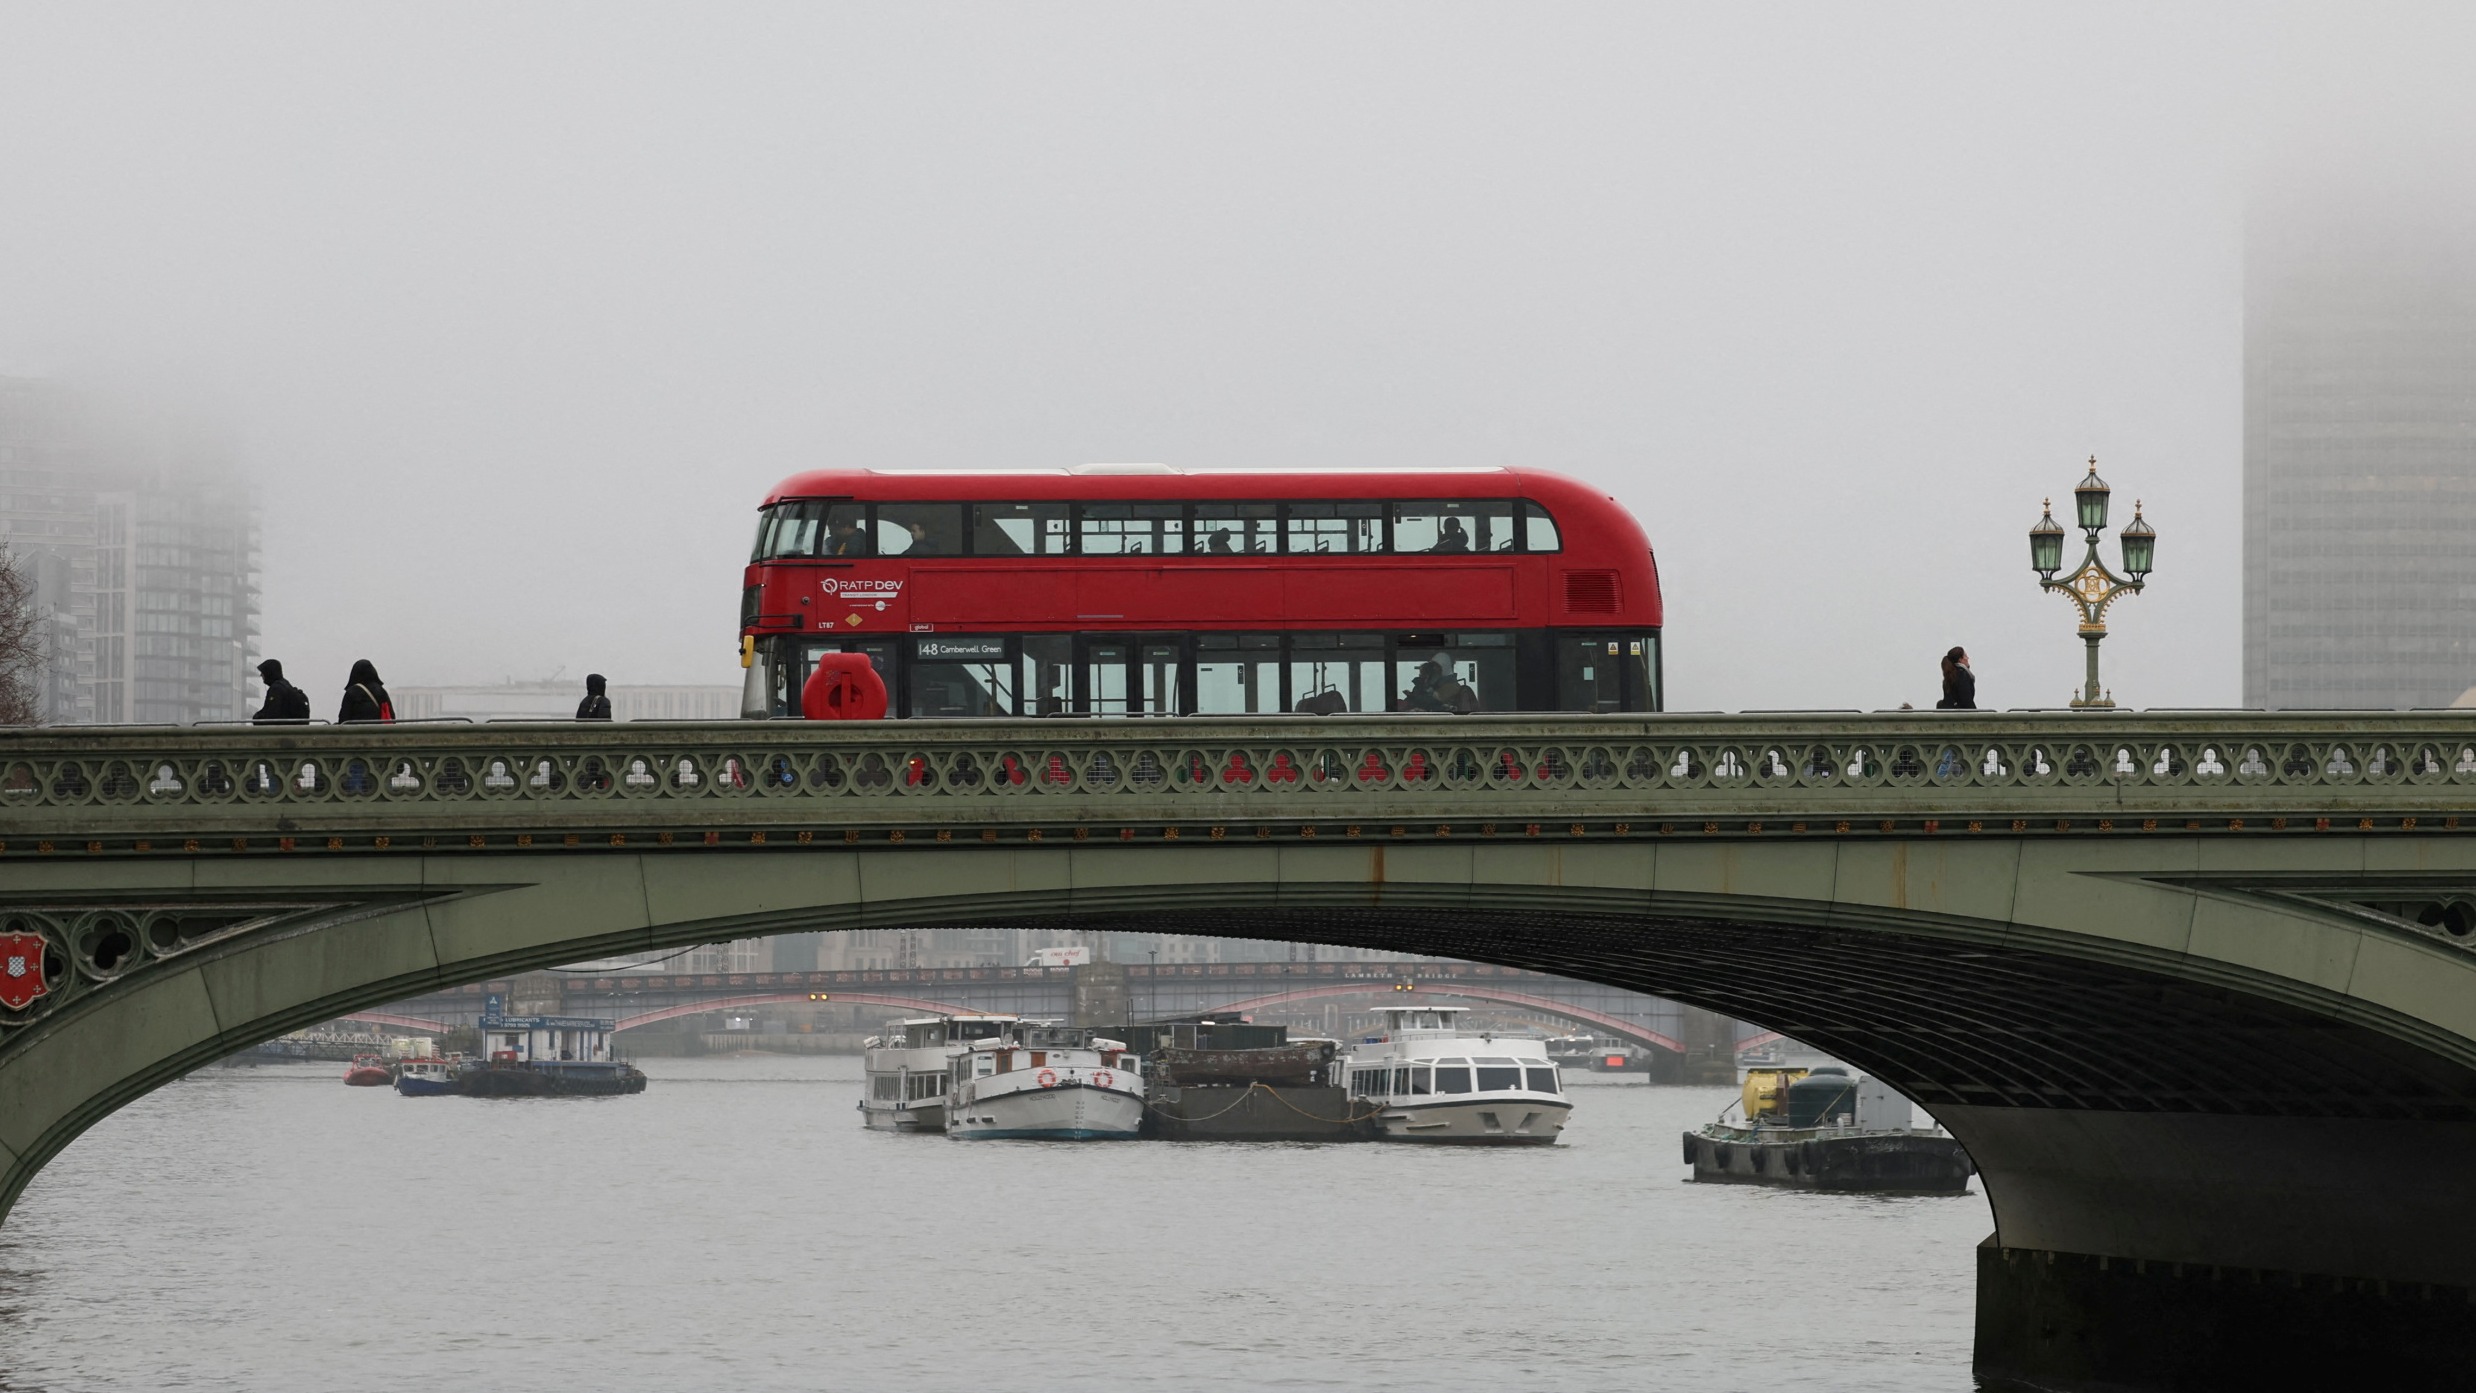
828,516 -> 874,557
1432,517 -> 1471,553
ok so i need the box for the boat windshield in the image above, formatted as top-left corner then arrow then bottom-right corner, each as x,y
1434,1066 -> 1473,1094
1476,1064 -> 1524,1091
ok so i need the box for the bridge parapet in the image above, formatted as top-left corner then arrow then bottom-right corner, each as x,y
4,713 -> 2474,840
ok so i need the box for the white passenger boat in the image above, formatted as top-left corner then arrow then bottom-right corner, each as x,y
1338,1006 -> 1571,1144
947,1021 -> 1145,1140
862,1015 -> 1016,1132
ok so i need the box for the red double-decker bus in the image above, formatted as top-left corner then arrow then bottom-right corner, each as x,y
738,465 -> 1662,719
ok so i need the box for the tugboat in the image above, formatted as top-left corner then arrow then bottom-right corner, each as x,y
343,1054 -> 394,1087
1336,1006 -> 1571,1144
393,1056 -> 461,1097
1548,1034 -> 1641,1073
1682,1065 -> 1972,1192
861,1015 -> 1015,1131
460,1012 -> 647,1098
947,1021 -> 1144,1140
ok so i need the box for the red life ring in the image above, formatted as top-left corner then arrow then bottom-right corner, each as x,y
1036,1068 -> 1058,1088
1094,1071 -> 1114,1090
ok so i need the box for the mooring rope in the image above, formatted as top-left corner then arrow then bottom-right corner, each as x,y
1146,1078 -> 1387,1126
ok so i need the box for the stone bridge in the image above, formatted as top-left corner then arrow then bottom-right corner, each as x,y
4,712 -> 2476,1387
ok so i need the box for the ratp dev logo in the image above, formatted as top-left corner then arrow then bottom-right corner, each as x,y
821,577 -> 903,598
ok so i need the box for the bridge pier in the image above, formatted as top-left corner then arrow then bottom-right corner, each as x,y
1975,1240 -> 2476,1390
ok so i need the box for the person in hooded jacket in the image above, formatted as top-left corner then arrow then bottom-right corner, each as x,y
339,659 -> 395,723
576,673 -> 613,720
1936,646 -> 1976,710
252,659 -> 312,724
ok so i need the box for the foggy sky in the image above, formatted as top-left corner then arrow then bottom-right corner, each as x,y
2,4 -> 2469,712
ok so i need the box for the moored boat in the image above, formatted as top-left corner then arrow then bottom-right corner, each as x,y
393,1056 -> 461,1096
947,1021 -> 1144,1140
343,1054 -> 394,1087
462,1012 -> 647,1098
1338,1006 -> 1571,1144
1151,1038 -> 1333,1088
1682,1065 -> 1972,1193
861,1015 -> 1014,1131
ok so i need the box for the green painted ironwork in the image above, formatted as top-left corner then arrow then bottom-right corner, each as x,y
0,714 -> 2470,841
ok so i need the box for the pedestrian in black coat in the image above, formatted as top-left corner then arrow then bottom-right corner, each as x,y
576,673 -> 613,720
1936,646 -> 1976,710
339,659 -> 395,723
252,659 -> 311,723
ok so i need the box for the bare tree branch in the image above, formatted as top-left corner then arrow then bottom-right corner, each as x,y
0,544 -> 46,725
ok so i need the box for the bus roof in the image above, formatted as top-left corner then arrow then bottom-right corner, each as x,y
760,464 -> 1614,509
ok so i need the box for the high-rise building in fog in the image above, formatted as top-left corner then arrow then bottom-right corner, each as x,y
2244,191 -> 2476,709
0,377 -> 260,724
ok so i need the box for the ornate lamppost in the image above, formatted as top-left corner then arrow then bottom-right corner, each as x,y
2029,457 -> 2157,709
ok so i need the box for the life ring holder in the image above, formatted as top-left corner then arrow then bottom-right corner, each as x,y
1094,1071 -> 1114,1090
1036,1068 -> 1059,1088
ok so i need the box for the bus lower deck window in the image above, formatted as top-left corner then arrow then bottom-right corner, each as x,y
1195,633 -> 1284,715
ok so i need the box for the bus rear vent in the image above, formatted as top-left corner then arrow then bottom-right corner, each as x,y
1564,571 -> 1620,614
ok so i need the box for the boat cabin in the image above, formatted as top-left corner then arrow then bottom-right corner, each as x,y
1345,1055 -> 1563,1099
896,1015 -> 1014,1049
479,1013 -> 617,1064
1369,1005 -> 1472,1040
954,1021 -> 1139,1081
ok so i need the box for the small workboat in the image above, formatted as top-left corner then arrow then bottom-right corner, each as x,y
948,1021 -> 1144,1140
1683,1065 -> 1973,1193
343,1054 -> 394,1087
461,1013 -> 648,1097
393,1056 -> 461,1097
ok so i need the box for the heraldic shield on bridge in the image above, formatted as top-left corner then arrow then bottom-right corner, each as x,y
6,711 -> 2476,1386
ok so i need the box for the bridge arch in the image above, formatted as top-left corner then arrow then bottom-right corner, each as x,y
12,713 -> 2476,1382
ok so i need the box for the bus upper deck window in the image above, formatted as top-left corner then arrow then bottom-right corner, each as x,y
878,503 -> 965,558
1521,501 -> 1561,553
758,501 -> 827,559
974,503 -> 1072,556
1079,502 -> 1186,556
1193,502 -> 1276,556
812,504 -> 871,558
1284,502 -> 1383,555
1392,501 -> 1516,555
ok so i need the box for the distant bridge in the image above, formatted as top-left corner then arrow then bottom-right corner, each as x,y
8,712 -> 2476,1383
578,977 -> 1695,1055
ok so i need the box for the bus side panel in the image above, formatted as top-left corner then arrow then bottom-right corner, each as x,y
1281,566 -> 1516,623
909,568 -> 1073,626
1079,568 -> 1281,622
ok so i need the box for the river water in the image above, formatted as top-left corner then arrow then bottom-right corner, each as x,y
0,1056 -> 1993,1391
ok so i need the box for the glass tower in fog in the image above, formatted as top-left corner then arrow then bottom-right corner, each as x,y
2243,193 -> 2476,709
0,377 -> 261,724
